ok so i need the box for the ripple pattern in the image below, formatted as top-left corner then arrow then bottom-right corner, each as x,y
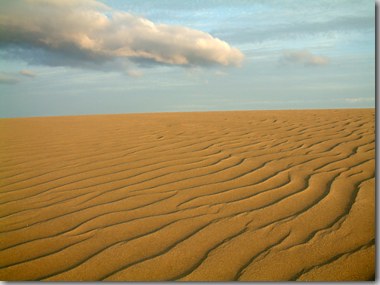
0,109 -> 375,281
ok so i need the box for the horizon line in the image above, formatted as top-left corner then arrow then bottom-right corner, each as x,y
0,107 -> 375,120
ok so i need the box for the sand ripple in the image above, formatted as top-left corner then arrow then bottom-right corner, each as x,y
0,109 -> 375,281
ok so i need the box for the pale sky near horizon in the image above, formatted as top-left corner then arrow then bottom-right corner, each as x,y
0,0 -> 375,118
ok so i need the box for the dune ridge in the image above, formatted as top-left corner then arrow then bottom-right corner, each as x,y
0,109 -> 375,281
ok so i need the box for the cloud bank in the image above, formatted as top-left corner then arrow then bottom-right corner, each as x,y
281,50 -> 329,66
0,0 -> 243,71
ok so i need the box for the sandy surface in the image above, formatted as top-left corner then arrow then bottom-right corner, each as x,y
0,109 -> 375,281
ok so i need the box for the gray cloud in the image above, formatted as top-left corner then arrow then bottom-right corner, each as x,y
0,0 -> 243,71
280,49 -> 329,66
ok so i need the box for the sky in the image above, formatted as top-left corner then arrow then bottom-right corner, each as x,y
0,0 -> 375,118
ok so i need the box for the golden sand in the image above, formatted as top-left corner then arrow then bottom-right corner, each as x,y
0,109 -> 375,281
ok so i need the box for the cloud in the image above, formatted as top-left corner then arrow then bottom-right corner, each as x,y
19,69 -> 36,77
214,15 -> 374,44
280,49 -> 329,66
344,97 -> 374,103
0,0 -> 243,71
0,72 -> 20,84
214,70 -> 228,76
127,69 -> 143,78
0,70 -> 37,85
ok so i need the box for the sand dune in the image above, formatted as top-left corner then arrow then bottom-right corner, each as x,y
0,109 -> 375,281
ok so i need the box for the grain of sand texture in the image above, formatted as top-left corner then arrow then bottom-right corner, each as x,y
0,109 -> 375,281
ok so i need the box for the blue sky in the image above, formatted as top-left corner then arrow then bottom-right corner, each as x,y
0,0 -> 375,118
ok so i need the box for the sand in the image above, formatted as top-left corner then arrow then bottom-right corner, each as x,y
0,109 -> 375,281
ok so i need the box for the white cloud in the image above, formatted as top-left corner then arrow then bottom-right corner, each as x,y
0,0 -> 243,71
127,69 -> 143,78
19,70 -> 36,77
344,97 -> 374,103
0,72 -> 20,84
214,70 -> 228,76
281,49 -> 329,66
